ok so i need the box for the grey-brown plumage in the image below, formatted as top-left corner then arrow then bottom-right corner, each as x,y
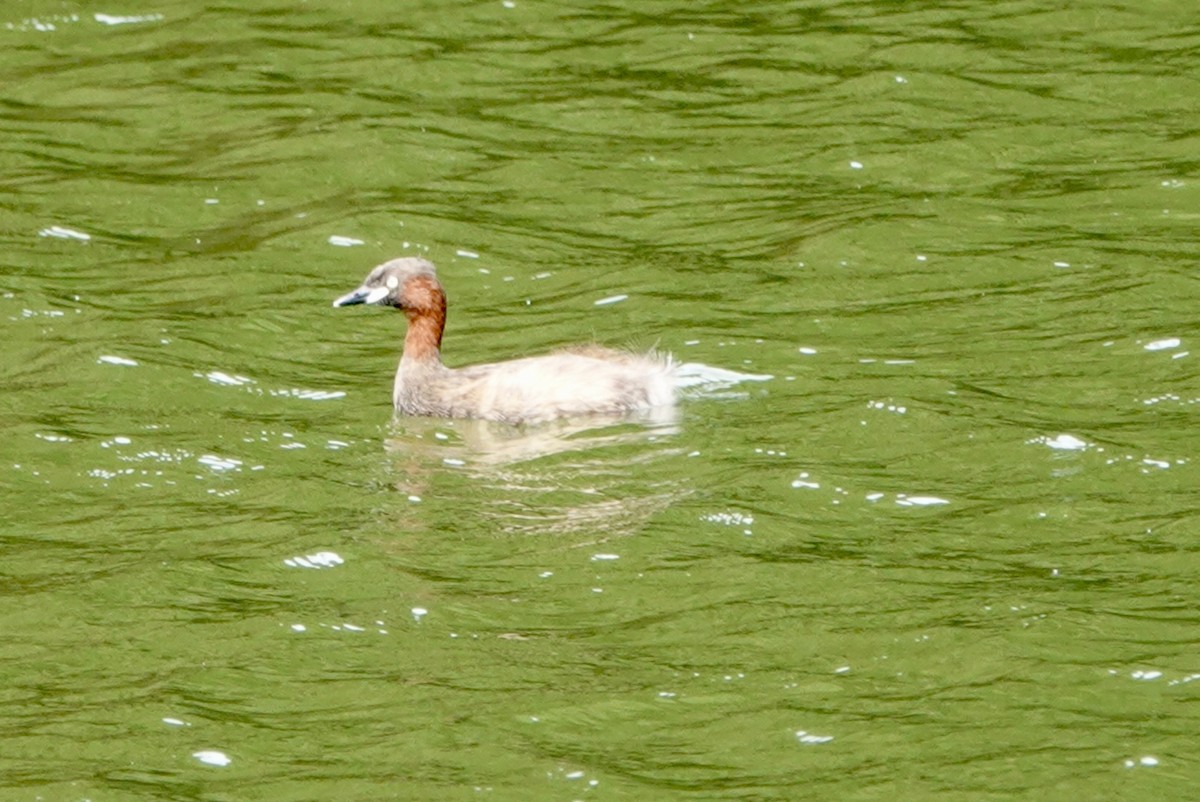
333,258 -> 675,424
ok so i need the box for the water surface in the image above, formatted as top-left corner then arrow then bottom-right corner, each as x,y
3,1 -> 1198,799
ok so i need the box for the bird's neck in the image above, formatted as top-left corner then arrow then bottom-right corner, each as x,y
402,306 -> 445,365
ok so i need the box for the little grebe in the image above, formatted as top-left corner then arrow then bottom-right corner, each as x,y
333,257 -> 675,424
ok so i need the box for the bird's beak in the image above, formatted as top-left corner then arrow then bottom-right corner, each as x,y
332,286 -> 370,307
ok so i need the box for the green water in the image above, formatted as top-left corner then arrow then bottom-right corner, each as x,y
3,1 -> 1198,799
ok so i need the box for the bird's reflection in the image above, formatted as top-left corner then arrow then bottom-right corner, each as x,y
383,409 -> 686,538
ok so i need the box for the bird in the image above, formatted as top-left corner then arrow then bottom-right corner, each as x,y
333,257 -> 675,424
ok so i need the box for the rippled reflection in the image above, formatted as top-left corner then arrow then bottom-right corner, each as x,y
384,412 -> 687,538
